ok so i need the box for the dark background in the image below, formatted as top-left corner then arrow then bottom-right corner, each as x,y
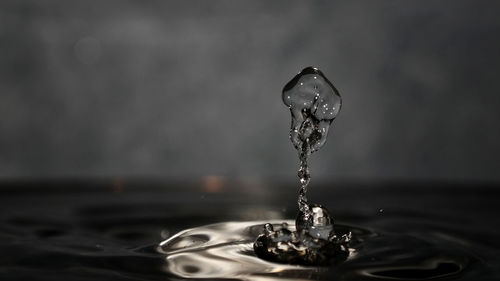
1,0 -> 500,182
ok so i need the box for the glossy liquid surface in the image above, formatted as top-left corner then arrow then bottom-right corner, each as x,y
0,181 -> 498,280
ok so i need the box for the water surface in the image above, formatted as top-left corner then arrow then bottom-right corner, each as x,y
0,180 -> 498,280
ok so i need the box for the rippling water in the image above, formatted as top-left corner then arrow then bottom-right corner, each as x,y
0,180 -> 498,280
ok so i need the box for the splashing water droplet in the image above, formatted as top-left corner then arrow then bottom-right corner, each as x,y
285,67 -> 341,225
282,66 -> 342,154
158,67 -> 476,278
253,67 -> 345,265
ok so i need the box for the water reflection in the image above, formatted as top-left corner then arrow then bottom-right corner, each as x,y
159,220 -> 474,281
159,221 -> 327,280
0,183 -> 492,280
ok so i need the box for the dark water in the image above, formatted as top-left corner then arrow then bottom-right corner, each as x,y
0,180 -> 499,280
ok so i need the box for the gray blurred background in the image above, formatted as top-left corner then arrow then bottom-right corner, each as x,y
1,0 -> 500,182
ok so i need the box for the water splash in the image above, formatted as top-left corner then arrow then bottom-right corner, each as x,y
159,220 -> 470,280
252,67 -> 343,265
159,220 -> 365,280
157,67 -> 476,278
282,67 -> 342,221
254,211 -> 351,265
282,67 -> 342,154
